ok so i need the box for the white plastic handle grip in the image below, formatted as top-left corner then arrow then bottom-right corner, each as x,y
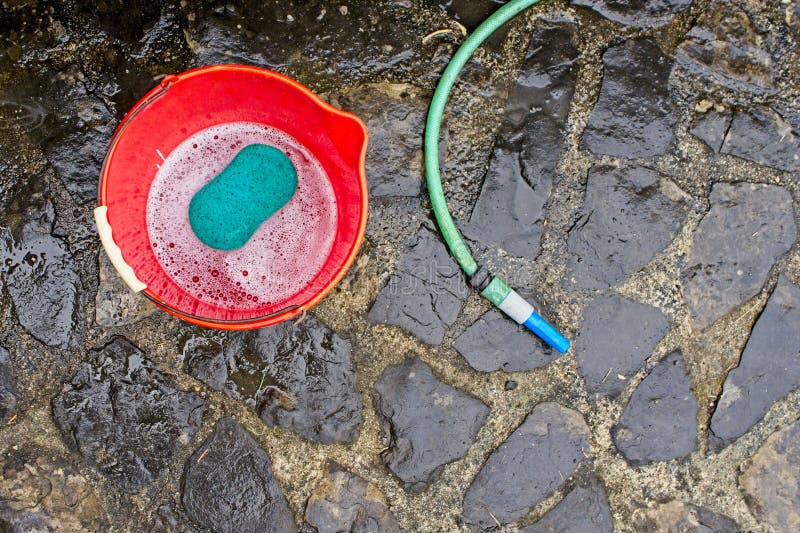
94,206 -> 147,293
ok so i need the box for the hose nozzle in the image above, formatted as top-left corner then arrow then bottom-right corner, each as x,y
480,276 -> 570,353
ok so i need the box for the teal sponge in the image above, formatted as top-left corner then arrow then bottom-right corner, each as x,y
188,144 -> 298,250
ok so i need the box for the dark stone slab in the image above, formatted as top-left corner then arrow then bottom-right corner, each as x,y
62,0 -> 166,45
721,107 -> 800,172
0,447 -> 109,532
182,417 -> 296,533
788,0 -> 800,38
453,307 -> 558,372
95,252 -> 157,326
108,8 -> 193,115
774,101 -> 800,142
185,2 -> 432,84
374,357 -> 489,492
183,337 -> 228,391
305,463 -> 400,533
571,0 -> 691,28
337,84 -> 427,197
574,293 -> 670,398
42,81 -> 116,205
740,419 -> 800,532
634,501 -> 740,532
581,38 -> 676,158
434,0 -> 510,50
436,0 -> 507,32
521,477 -> 613,533
0,346 -> 16,422
0,504 -> 53,533
1,200 -> 84,348
44,126 -> 115,204
676,0 -> 775,95
709,277 -> 800,448
612,351 -> 698,464
462,402 -> 591,527
566,165 -> 687,290
52,338 -> 205,493
464,17 -> 580,260
681,183 -> 797,330
184,316 -> 363,444
150,504 -> 197,533
463,144 -> 549,259
691,109 -> 732,152
367,226 -> 469,345
130,5 -> 189,62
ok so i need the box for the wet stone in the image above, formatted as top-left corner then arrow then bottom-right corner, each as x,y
690,109 -> 732,153
521,477 -> 613,533
45,127 -> 115,204
0,448 -> 109,532
463,143 -> 548,260
184,315 -> 363,444
775,100 -> 800,143
574,293 -> 670,398
675,0 -> 774,95
681,183 -> 797,331
613,351 -> 698,464
709,276 -> 800,448
566,165 -> 687,290
720,107 -> 800,172
183,337 -> 228,391
1,201 -> 84,348
42,81 -> 116,205
739,419 -> 800,532
464,17 -> 580,260
130,5 -> 189,62
453,305 -> 558,372
789,0 -> 800,37
336,83 -> 428,197
367,225 -> 468,345
305,463 -> 400,533
150,504 -> 196,533
571,0 -> 690,28
435,0 -> 507,31
182,417 -> 296,533
433,0 -> 510,47
0,346 -> 16,422
95,252 -> 157,326
186,2 -> 432,84
67,0 -> 165,44
462,402 -> 591,528
373,357 -> 489,493
52,338 -> 205,493
0,504 -> 54,533
633,501 -> 740,532
581,38 -> 676,158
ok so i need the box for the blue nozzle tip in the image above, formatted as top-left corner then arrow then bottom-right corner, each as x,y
523,312 -> 570,353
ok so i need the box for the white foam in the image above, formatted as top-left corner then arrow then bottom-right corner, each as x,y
146,122 -> 338,310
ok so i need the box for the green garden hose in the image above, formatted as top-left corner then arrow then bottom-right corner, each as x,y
424,0 -> 571,353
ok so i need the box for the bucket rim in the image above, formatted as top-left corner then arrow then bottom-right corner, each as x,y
97,64 -> 369,329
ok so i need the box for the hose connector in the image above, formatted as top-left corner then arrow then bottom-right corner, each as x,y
480,276 -> 570,353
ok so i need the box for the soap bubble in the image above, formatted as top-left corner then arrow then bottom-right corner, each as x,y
146,122 -> 337,311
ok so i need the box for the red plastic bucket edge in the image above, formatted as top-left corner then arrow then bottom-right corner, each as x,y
97,64 -> 369,330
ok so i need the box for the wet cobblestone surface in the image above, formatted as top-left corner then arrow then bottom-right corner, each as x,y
1,0 -> 799,531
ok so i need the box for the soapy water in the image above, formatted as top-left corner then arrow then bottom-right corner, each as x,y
146,122 -> 338,310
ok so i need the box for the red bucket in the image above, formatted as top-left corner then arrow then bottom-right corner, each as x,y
96,65 -> 368,329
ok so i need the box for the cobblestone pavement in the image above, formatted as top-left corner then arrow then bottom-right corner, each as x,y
1,0 -> 799,531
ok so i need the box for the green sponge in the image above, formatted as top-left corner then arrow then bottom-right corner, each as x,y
188,144 -> 298,251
